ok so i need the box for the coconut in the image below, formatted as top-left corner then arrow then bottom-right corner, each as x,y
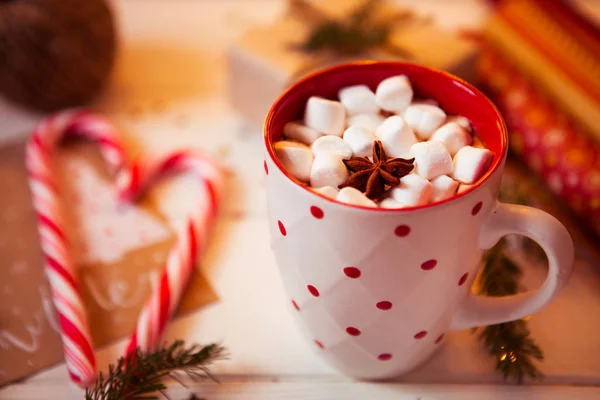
0,0 -> 117,111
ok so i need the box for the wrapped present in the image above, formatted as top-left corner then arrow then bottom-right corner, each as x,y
226,0 -> 478,128
483,0 -> 600,143
477,46 -> 600,238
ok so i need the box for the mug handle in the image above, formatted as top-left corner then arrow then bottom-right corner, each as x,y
450,202 -> 574,330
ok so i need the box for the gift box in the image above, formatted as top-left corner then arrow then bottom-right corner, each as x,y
483,0 -> 600,143
226,0 -> 479,128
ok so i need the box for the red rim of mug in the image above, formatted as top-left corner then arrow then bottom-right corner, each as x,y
263,60 -> 508,212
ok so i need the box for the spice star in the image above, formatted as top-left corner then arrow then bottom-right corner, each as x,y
339,140 -> 414,200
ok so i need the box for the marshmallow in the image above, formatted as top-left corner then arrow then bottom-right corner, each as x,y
346,113 -> 385,132
453,146 -> 493,184
312,185 -> 338,199
336,187 -> 377,207
274,141 -> 314,182
457,184 -> 473,194
431,122 -> 472,156
310,151 -> 349,189
283,121 -> 323,145
430,175 -> 459,202
311,135 -> 353,159
448,115 -> 472,132
343,125 -> 375,157
338,85 -> 379,116
379,197 -> 406,209
304,96 -> 345,136
375,116 -> 418,158
403,104 -> 447,139
410,140 -> 453,180
389,174 -> 433,206
375,75 -> 413,113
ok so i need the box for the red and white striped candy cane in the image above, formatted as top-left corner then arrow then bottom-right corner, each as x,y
27,111 -> 222,384
117,150 -> 222,356
26,110 -> 126,385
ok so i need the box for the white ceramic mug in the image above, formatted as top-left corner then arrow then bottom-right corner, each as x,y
263,62 -> 574,380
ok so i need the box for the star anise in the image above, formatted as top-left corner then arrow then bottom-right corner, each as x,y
339,141 -> 414,200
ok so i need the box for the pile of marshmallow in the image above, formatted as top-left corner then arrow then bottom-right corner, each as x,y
274,75 -> 493,208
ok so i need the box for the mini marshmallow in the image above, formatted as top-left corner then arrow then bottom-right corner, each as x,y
310,151 -> 348,189
453,146 -> 493,184
343,125 -> 375,157
431,122 -> 472,156
274,140 -> 314,182
336,187 -> 377,207
375,75 -> 413,113
457,184 -> 473,194
304,96 -> 345,136
448,115 -> 472,132
313,186 -> 338,199
346,113 -> 385,131
311,135 -> 353,159
403,104 -> 447,139
338,85 -> 379,116
430,175 -> 459,202
389,173 -> 433,206
379,197 -> 406,209
410,140 -> 453,180
283,121 -> 322,145
375,116 -> 418,158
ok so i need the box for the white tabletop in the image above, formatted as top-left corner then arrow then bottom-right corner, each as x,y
1,1 -> 600,398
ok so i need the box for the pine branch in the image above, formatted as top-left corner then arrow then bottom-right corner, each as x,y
475,242 -> 544,383
473,170 -> 547,383
290,0 -> 417,58
85,341 -> 226,400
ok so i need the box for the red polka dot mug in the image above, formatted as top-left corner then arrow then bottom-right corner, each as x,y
263,61 -> 574,380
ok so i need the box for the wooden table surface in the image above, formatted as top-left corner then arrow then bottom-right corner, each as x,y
1,1 -> 600,398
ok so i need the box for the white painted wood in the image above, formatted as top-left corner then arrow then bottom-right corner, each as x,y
163,382 -> 600,400
2,380 -> 600,400
1,0 -> 600,398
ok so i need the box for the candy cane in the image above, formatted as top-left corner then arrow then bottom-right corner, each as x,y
26,110 -> 126,385
27,111 -> 222,385
118,150 -> 222,356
